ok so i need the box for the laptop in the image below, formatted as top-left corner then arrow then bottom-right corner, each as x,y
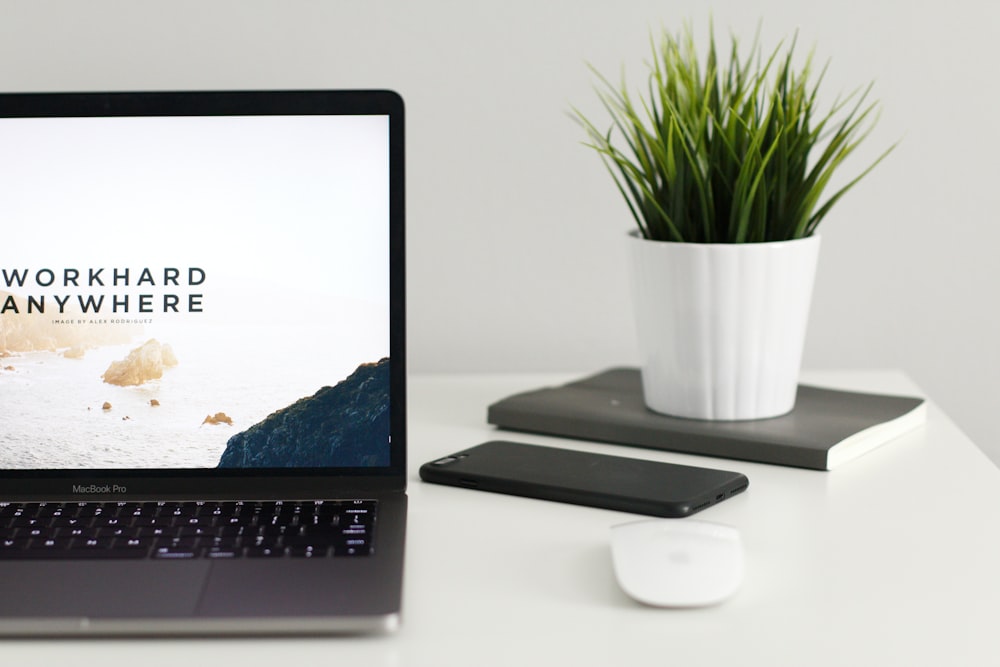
0,90 -> 407,635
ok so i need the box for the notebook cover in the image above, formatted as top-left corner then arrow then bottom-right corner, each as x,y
486,368 -> 926,470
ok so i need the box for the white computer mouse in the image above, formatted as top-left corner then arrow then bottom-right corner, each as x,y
610,519 -> 743,608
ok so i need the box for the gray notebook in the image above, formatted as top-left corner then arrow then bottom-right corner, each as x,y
487,368 -> 926,470
0,90 -> 407,636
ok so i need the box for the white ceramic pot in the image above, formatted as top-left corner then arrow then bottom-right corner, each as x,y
628,232 -> 821,420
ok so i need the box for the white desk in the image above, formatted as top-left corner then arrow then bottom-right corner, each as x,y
5,371 -> 1000,666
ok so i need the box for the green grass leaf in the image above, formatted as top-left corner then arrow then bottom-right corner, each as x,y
572,22 -> 896,243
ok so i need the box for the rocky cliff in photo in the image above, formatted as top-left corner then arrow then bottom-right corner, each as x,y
102,338 -> 178,386
217,357 -> 390,468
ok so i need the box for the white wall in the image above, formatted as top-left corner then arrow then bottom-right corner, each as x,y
3,0 -> 999,465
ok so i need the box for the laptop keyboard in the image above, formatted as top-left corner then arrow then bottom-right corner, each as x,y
0,500 -> 376,560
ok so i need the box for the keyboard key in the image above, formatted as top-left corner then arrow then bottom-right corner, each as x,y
245,546 -> 284,558
288,546 -> 328,558
153,546 -> 200,559
205,547 -> 242,559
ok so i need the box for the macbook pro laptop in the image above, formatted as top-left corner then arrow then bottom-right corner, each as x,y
0,90 -> 407,635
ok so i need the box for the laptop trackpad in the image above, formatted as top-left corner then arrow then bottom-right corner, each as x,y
0,560 -> 211,619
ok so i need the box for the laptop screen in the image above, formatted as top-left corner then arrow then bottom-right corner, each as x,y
0,91 -> 404,484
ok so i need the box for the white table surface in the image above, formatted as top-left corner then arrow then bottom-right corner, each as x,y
5,370 -> 1000,666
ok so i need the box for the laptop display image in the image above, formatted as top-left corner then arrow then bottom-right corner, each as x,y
0,90 -> 407,635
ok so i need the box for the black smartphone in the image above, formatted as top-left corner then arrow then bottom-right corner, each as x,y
419,440 -> 749,517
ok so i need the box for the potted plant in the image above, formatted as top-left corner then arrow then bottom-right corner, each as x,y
575,23 -> 895,420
